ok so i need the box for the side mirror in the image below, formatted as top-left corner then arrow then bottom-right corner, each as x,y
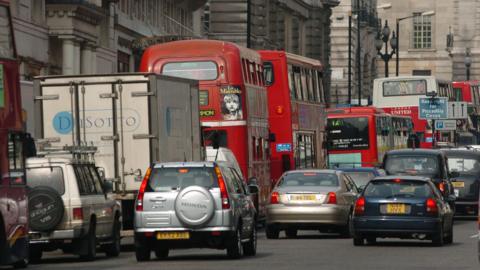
248,184 -> 259,194
449,171 -> 460,178
102,180 -> 114,194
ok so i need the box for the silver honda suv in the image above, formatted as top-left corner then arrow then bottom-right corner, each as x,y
134,161 -> 257,261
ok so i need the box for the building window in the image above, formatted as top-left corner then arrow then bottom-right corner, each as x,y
412,13 -> 432,49
118,51 -> 130,72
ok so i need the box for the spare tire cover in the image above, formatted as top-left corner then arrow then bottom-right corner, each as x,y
174,186 -> 215,227
28,186 -> 64,232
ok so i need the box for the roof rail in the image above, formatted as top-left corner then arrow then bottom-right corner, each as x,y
36,143 -> 97,162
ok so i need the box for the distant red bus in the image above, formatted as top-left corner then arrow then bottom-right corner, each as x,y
0,1 -> 29,267
140,39 -> 271,219
327,107 -> 413,168
259,50 -> 327,183
452,81 -> 480,145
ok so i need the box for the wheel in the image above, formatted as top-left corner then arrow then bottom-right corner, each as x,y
103,217 -> 121,257
444,222 -> 453,244
29,246 -> 42,264
28,186 -> 64,232
13,259 -> 28,269
265,225 -> 279,239
353,236 -> 364,246
285,229 -> 297,238
226,228 -> 243,259
366,237 -> 377,245
432,225 -> 444,247
135,236 -> 151,262
154,247 -> 169,260
79,223 -> 97,261
243,224 -> 257,256
340,213 -> 353,238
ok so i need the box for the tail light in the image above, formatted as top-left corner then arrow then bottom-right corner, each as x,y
354,196 -> 365,215
215,166 -> 230,209
135,167 -> 152,212
73,207 -> 83,220
270,191 -> 280,204
326,192 -> 337,204
426,198 -> 438,214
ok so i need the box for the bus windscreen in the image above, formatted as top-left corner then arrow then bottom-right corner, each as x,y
327,117 -> 369,150
382,80 -> 427,96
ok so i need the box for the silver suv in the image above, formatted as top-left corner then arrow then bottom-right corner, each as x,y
134,161 -> 257,261
26,153 -> 122,262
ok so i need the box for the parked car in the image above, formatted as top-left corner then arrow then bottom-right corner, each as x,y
266,170 -> 358,239
443,149 -> 480,216
382,149 -> 457,209
133,161 -> 257,261
352,176 -> 455,246
337,167 -> 385,192
26,151 -> 122,262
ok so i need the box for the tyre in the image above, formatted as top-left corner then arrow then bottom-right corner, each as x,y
366,237 -> 377,245
226,228 -> 243,259
174,186 -> 215,227
285,229 -> 297,238
13,258 -> 28,269
135,236 -> 151,262
154,247 -> 169,260
353,236 -> 364,246
432,226 -> 444,247
79,223 -> 97,261
28,186 -> 64,232
103,217 -> 121,257
265,225 -> 279,239
29,246 -> 42,264
340,213 -> 353,238
243,224 -> 257,256
444,223 -> 453,244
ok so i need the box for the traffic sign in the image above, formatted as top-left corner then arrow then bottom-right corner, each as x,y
447,101 -> 468,119
419,97 -> 448,119
434,120 -> 457,131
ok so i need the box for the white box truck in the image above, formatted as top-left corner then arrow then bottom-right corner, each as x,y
33,73 -> 202,231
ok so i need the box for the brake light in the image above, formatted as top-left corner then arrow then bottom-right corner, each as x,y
136,167 -> 152,212
354,197 -> 365,215
326,192 -> 337,204
73,207 -> 83,220
215,166 -> 230,209
426,198 -> 438,214
270,191 -> 279,204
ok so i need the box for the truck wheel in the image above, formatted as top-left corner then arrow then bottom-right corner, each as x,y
243,224 -> 257,256
135,236 -> 151,262
154,247 -> 169,260
103,216 -> 121,257
226,228 -> 243,259
80,222 -> 97,261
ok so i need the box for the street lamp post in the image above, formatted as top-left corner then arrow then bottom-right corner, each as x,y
375,20 -> 397,77
395,11 -> 435,76
465,50 -> 472,81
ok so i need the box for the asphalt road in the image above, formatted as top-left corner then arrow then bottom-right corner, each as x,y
19,220 -> 479,270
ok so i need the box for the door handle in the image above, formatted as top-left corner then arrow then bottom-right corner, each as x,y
150,197 -> 167,202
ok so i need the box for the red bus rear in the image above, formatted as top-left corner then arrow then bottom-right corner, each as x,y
327,107 -> 413,168
139,39 -> 271,219
452,81 -> 480,145
259,50 -> 327,183
0,1 -> 30,267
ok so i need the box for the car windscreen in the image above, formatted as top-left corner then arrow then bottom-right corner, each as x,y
385,155 -> 439,177
26,167 -> 65,195
147,167 -> 218,191
447,157 -> 480,175
278,172 -> 339,187
344,172 -> 375,187
364,180 -> 433,198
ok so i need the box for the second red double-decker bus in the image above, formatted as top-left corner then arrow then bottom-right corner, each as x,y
453,80 -> 480,145
259,50 -> 327,183
326,107 -> 413,168
139,39 -> 270,219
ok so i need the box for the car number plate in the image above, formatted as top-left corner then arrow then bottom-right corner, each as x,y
290,194 -> 316,201
452,181 -> 464,188
386,204 -> 406,214
156,231 -> 190,240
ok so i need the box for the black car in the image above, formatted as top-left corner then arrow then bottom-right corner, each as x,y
382,149 -> 457,208
352,176 -> 455,246
442,149 -> 480,216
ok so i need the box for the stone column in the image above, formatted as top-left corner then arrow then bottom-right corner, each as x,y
91,45 -> 97,74
81,43 -> 93,74
73,40 -> 81,74
62,38 -> 75,75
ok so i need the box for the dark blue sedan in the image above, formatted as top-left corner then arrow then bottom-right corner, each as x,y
352,176 -> 455,246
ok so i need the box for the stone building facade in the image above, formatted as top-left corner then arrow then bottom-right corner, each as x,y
206,0 -> 339,103
329,0 -> 379,105
9,0 -> 206,132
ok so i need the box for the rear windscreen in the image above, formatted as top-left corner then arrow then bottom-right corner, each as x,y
26,167 -> 65,195
344,172 -> 375,187
148,167 -> 218,191
448,157 -> 480,174
278,173 -> 339,187
364,180 -> 433,198
385,155 -> 439,177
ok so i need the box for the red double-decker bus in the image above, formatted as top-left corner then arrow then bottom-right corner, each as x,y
0,1 -> 30,267
259,50 -> 327,183
452,81 -> 480,145
139,39 -> 270,219
327,107 -> 413,168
